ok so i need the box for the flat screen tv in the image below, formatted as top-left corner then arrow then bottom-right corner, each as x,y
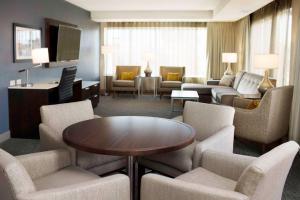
56,25 -> 81,61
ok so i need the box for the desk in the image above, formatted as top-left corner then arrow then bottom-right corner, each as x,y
63,116 -> 195,200
8,79 -> 100,139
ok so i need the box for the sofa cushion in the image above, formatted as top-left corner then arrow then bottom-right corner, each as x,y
77,151 -> 124,170
233,71 -> 246,89
176,167 -> 236,191
113,80 -> 135,87
143,141 -> 197,172
219,75 -> 235,87
161,81 -> 182,88
236,73 -> 262,97
34,166 -> 98,190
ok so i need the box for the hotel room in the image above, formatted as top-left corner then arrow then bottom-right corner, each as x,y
0,0 -> 299,200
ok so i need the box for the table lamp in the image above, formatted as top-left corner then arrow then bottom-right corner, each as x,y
101,45 -> 114,95
222,53 -> 237,75
19,48 -> 49,87
254,54 -> 278,94
144,52 -> 154,77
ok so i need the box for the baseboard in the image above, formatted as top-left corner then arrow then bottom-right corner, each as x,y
0,131 -> 11,143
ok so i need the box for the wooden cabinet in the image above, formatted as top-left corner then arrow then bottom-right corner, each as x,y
8,80 -> 100,139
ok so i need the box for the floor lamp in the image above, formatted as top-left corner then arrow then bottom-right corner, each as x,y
101,45 -> 113,96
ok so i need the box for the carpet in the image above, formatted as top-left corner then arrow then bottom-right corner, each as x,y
0,95 -> 299,199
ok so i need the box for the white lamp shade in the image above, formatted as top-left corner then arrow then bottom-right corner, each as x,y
254,54 -> 278,69
32,48 -> 49,64
222,53 -> 237,63
101,45 -> 114,55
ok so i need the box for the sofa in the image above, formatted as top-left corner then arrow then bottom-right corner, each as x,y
182,71 -> 266,106
112,65 -> 141,97
158,66 -> 185,98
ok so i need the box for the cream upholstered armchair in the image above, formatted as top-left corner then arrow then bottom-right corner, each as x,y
141,141 -> 299,200
233,86 -> 294,151
112,65 -> 141,97
158,66 -> 185,98
39,100 -> 126,175
139,101 -> 235,177
0,149 -> 129,200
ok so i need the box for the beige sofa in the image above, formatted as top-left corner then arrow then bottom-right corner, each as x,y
233,86 -> 294,151
112,66 -> 141,96
0,149 -> 130,200
158,66 -> 185,98
182,72 -> 265,106
141,141 -> 299,200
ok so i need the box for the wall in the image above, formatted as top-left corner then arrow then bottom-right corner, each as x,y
0,0 -> 100,134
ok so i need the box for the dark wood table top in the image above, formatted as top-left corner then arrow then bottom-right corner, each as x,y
63,116 -> 195,156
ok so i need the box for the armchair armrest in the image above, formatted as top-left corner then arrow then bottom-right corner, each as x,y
201,150 -> 256,181
192,125 -> 234,169
39,124 -> 76,165
16,149 -> 71,180
207,80 -> 220,85
18,174 -> 130,200
141,174 -> 248,200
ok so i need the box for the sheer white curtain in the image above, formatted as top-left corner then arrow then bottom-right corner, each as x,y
248,5 -> 292,86
103,25 -> 207,77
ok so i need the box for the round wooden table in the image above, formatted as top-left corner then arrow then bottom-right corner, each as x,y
63,116 -> 195,200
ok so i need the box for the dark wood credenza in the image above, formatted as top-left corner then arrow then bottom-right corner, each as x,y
8,80 -> 100,139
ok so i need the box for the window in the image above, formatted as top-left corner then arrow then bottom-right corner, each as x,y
103,25 -> 207,77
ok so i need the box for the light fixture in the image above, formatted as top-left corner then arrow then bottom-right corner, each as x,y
18,48 -> 49,87
222,53 -> 237,75
254,54 -> 278,94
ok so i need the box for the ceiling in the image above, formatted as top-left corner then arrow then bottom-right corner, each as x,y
66,0 -> 274,22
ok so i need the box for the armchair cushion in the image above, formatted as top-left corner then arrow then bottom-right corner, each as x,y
34,166 -> 99,191
112,80 -> 135,87
160,66 -> 185,81
116,66 -> 140,80
176,167 -> 236,190
161,81 -> 182,88
120,72 -> 134,80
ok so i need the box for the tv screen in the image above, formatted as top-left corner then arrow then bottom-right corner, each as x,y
56,25 -> 81,61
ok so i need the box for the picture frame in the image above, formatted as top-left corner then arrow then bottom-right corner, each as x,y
13,23 -> 42,63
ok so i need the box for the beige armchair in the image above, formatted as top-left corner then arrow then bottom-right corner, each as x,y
139,101 -> 235,177
141,141 -> 299,200
0,149 -> 130,200
158,66 -> 185,98
233,86 -> 294,151
112,65 -> 141,97
39,100 -> 126,175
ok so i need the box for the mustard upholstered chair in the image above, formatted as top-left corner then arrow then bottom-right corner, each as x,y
158,66 -> 185,98
112,65 -> 141,97
141,141 -> 299,200
0,149 -> 130,200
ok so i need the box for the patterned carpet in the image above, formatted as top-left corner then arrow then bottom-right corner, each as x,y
0,94 -> 299,199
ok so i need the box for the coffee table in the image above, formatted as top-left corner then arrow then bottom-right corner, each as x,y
63,116 -> 195,200
171,90 -> 199,111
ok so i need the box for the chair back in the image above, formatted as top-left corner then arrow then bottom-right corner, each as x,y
116,66 -> 141,80
257,86 -> 294,143
40,100 -> 94,134
235,141 -> 299,200
0,149 -> 36,200
58,66 -> 77,103
160,66 -> 185,81
183,101 -> 235,141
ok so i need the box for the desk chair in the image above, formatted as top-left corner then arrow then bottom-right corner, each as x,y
58,66 -> 77,103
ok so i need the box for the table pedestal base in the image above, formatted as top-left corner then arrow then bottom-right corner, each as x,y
128,156 -> 139,200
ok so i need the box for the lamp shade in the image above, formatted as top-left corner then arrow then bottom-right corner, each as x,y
101,45 -> 114,55
222,53 -> 237,63
254,54 -> 278,69
32,48 -> 49,64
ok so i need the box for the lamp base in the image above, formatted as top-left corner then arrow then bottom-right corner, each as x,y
257,70 -> 274,94
224,63 -> 234,75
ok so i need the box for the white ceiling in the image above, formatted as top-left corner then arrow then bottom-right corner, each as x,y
66,0 -> 274,22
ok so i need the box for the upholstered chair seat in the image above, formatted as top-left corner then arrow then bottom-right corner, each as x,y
0,149 -> 130,200
139,101 -> 235,177
111,65 -> 141,96
39,100 -> 126,175
141,141 -> 299,200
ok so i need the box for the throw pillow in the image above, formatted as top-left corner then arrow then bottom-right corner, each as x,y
120,72 -> 134,80
166,73 -> 180,81
219,75 -> 235,87
246,100 -> 260,110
